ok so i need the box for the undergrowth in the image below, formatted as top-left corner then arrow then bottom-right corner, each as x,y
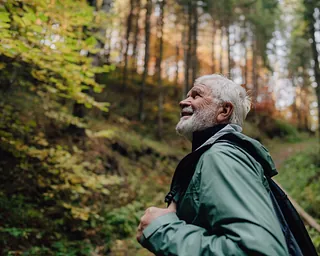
276,146 -> 320,253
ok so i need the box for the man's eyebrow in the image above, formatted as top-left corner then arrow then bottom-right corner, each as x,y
193,87 -> 205,94
187,85 -> 205,97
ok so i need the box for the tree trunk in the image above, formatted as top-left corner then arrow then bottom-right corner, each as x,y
184,2 -> 192,98
175,42 -> 180,85
219,26 -> 224,74
306,2 -> 320,137
252,37 -> 258,104
226,21 -> 231,77
211,19 -> 216,74
296,87 -> 303,130
132,0 -> 141,76
67,102 -> 86,136
122,0 -> 134,89
105,23 -> 113,65
191,1 -> 198,83
291,77 -> 299,126
156,0 -> 165,139
174,27 -> 180,98
243,21 -> 248,85
138,0 -> 152,122
303,94 -> 309,131
302,70 -> 311,131
244,44 -> 248,85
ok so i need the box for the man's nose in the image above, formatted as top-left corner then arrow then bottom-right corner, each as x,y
179,97 -> 191,108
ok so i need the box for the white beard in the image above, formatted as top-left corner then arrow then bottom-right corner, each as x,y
176,106 -> 217,141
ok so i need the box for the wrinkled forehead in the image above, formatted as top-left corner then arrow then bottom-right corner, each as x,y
194,75 -> 237,96
193,79 -> 218,95
192,82 -> 208,90
194,76 -> 220,88
188,83 -> 212,96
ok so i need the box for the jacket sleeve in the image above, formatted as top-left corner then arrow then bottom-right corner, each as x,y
140,143 -> 288,256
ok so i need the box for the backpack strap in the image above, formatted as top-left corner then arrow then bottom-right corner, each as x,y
218,133 -> 318,256
165,144 -> 212,204
268,179 -> 318,256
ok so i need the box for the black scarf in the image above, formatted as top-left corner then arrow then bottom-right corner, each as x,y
192,124 -> 228,151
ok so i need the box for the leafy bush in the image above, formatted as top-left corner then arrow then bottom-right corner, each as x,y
273,120 -> 301,142
0,1 -> 120,254
256,114 -> 301,142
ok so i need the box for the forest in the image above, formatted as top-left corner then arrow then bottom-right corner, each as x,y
0,0 -> 320,255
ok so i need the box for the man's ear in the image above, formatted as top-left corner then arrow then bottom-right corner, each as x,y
216,102 -> 233,123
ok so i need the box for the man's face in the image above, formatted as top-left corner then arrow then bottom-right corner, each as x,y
176,83 -> 218,140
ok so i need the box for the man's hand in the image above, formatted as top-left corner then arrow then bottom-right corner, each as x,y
136,202 -> 177,242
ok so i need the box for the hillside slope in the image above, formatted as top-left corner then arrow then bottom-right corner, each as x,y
0,80 -> 309,255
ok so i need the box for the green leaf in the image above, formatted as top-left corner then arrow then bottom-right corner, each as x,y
24,12 -> 37,23
16,41 -> 29,52
85,36 -> 97,46
37,12 -> 48,22
0,12 -> 10,22
30,24 -> 43,33
0,22 -> 11,29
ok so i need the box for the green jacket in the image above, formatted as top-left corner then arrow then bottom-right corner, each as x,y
140,124 -> 289,256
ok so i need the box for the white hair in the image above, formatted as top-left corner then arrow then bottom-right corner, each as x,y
194,74 -> 251,126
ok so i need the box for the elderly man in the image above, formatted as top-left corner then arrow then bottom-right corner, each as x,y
136,74 -> 289,255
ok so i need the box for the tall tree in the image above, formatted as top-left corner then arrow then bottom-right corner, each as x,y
242,20 -> 249,85
219,26 -> 224,74
175,28 -> 181,94
223,0 -> 233,76
252,35 -> 258,103
226,24 -> 232,76
155,0 -> 166,139
122,0 -> 135,88
304,0 -> 320,134
287,0 -> 314,130
138,0 -> 152,121
184,1 -> 193,96
191,0 -> 198,83
132,0 -> 141,75
211,19 -> 217,74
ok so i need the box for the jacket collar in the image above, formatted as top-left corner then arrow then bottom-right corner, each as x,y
194,124 -> 243,151
193,124 -> 278,177
192,124 -> 227,151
